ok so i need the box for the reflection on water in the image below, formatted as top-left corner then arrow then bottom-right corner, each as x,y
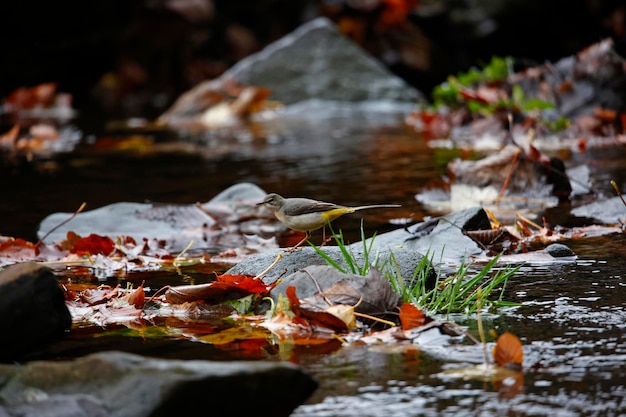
294,235 -> 626,416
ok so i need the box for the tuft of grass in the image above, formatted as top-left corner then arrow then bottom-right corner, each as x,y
312,222 -> 519,316
391,252 -> 520,316
308,220 -> 380,276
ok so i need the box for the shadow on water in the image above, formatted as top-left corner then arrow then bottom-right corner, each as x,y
2,107 -> 626,416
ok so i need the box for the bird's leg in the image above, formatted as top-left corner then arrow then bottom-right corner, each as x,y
320,226 -> 332,246
286,232 -> 309,252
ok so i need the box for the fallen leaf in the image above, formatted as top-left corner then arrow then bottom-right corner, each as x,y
398,302 -> 428,330
286,286 -> 348,331
493,332 -> 523,370
325,304 -> 357,329
69,233 -> 116,256
122,283 -> 145,308
79,285 -> 120,306
164,274 -> 274,304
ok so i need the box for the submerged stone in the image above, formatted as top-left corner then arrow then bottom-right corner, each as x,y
0,351 -> 317,417
0,262 -> 71,361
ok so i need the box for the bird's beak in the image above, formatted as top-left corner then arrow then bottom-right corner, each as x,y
256,201 -> 264,206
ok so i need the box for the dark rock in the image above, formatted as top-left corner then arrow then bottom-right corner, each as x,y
272,265 -> 401,316
0,351 -> 317,417
544,243 -> 576,258
0,262 -> 71,362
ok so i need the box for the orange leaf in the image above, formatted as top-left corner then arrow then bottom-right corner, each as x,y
399,302 -> 427,330
0,238 -> 37,262
493,332 -> 523,370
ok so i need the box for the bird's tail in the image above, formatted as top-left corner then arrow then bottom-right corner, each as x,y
351,204 -> 401,212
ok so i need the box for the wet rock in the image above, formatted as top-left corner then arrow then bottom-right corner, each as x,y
400,206 -> 490,262
36,182 -> 269,252
272,265 -> 401,317
491,243 -> 578,266
0,351 -> 317,417
571,196 -> 626,224
227,242 -> 435,298
0,262 -> 71,362
222,17 -> 422,104
544,243 -> 576,258
159,17 -> 424,124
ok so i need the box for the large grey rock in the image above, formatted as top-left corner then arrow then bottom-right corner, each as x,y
222,17 -> 422,104
36,182 -> 268,252
361,206 -> 489,265
228,207 -> 491,302
0,351 -> 317,417
160,16 -> 422,123
228,243 -> 434,298
0,262 -> 71,361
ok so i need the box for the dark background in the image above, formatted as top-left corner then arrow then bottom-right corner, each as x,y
1,0 -> 624,119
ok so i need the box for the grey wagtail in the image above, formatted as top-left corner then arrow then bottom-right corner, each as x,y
257,193 -> 400,249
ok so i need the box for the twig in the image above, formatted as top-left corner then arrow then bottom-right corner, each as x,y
36,202 -> 87,246
353,312 -> 396,327
254,253 -> 283,280
611,180 -> 626,207
174,240 -> 194,262
497,148 -> 520,202
516,212 -> 543,231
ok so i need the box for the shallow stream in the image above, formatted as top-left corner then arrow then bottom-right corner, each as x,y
2,106 -> 625,416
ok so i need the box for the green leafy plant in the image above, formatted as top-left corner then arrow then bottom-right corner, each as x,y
432,56 -> 513,109
431,56 -> 561,125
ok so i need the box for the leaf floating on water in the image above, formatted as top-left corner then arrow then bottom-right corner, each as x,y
79,285 -> 120,306
493,332 -> 523,370
164,274 -> 275,304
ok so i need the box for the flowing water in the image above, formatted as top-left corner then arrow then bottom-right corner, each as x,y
2,105 -> 625,416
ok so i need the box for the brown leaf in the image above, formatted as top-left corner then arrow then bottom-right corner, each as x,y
286,286 -> 348,331
122,283 -> 145,308
0,238 -> 37,264
80,285 -> 120,306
